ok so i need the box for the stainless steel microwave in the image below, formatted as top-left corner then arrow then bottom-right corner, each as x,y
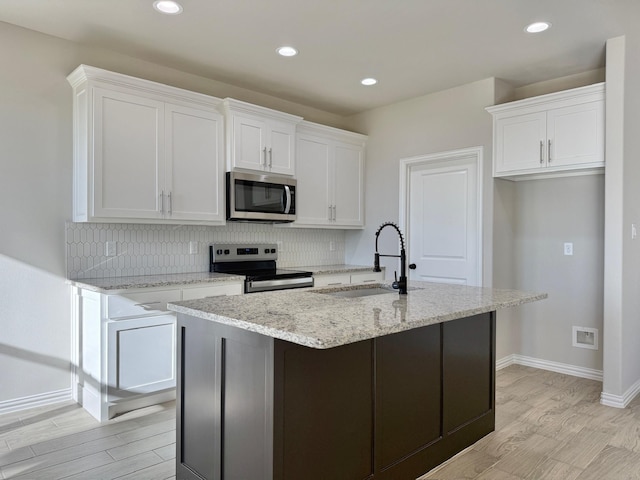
226,171 -> 297,223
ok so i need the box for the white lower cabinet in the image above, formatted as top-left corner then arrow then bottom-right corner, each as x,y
75,281 -> 242,421
107,315 -> 176,402
313,270 -> 384,287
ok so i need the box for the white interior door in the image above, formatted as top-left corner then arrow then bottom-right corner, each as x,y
403,148 -> 482,286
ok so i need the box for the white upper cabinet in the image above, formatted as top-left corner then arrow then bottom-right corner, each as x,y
487,83 -> 604,180
68,65 -> 226,224
223,98 -> 302,176
294,121 -> 366,228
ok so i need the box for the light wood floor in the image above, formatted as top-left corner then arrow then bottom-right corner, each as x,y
2,365 -> 640,479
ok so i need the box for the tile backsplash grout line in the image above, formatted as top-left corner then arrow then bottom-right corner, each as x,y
66,222 -> 346,279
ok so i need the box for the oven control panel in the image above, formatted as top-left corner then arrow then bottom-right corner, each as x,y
211,243 -> 278,262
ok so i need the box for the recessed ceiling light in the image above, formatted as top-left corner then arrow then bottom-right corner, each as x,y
361,78 -> 378,86
153,0 -> 183,15
277,46 -> 298,57
525,21 -> 551,33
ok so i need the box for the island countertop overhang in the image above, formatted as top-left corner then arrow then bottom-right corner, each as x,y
167,281 -> 547,349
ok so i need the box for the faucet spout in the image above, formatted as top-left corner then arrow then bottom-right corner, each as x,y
374,222 -> 408,295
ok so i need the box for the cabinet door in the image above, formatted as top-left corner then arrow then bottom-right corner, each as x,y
231,114 -> 267,171
494,111 -> 546,175
274,340 -> 374,480
165,104 -> 225,223
93,88 -> 164,219
546,100 -> 604,168
375,325 -> 441,471
107,314 -> 176,401
268,120 -> 296,175
333,143 -> 364,227
295,134 -> 332,226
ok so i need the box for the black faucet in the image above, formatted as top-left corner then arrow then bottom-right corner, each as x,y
374,222 -> 411,294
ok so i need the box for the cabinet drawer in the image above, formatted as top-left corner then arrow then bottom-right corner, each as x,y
313,273 -> 351,287
182,283 -> 243,300
106,289 -> 182,319
350,271 -> 383,284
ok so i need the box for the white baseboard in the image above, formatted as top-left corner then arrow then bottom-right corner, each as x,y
0,388 -> 73,416
496,354 -> 603,381
600,378 -> 640,409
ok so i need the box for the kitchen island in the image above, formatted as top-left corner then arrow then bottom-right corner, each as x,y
168,281 -> 545,480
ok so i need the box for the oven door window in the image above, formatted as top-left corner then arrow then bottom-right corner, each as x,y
235,180 -> 288,213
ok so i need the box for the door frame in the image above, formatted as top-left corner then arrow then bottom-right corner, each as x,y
399,146 -> 484,286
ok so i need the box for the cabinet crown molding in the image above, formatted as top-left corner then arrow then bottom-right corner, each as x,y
67,64 -> 223,109
486,82 -> 604,115
297,120 -> 367,145
222,97 -> 303,124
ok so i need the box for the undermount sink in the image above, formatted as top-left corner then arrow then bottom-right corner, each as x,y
314,284 -> 421,298
324,286 -> 398,298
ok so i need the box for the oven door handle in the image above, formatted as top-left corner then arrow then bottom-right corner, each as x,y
283,185 -> 292,214
246,276 -> 313,293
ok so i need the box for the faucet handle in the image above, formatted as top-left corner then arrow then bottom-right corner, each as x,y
392,271 -> 399,289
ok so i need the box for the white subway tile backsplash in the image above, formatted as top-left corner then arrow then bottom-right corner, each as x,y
66,222 -> 346,279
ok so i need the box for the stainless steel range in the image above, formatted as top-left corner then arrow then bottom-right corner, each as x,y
209,243 -> 313,293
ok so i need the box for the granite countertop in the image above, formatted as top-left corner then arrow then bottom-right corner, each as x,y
68,264 -> 376,293
167,281 -> 547,349
69,272 -> 245,292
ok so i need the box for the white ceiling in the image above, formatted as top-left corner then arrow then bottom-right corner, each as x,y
1,0 -> 637,116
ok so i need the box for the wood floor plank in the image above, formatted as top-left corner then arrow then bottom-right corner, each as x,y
419,448 -> 499,479
523,457 -> 583,480
153,443 -> 176,461
551,427 -> 612,469
10,451 -> 114,480
0,430 -> 127,478
5,366 -> 640,480
114,458 -> 175,480
574,445 -> 640,480
491,433 -> 563,477
62,451 -> 164,480
472,420 -> 539,459
107,430 -> 176,461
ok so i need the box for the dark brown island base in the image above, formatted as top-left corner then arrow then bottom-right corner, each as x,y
167,282 -> 546,480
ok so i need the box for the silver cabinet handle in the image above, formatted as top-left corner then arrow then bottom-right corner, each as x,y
168,191 -> 172,215
548,139 -> 552,163
332,205 -> 337,221
540,140 -> 544,165
328,205 -> 332,221
160,190 -> 164,213
269,147 -> 273,167
262,147 -> 267,166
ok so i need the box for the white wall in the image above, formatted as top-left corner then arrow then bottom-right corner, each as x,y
342,78 -> 518,353
0,21 -> 347,409
343,78 -> 496,283
512,176 -> 604,371
603,32 -> 640,404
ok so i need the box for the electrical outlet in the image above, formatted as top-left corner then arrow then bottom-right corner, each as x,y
329,241 -> 336,251
563,242 -> 573,256
277,240 -> 284,253
632,224 -> 637,240
105,241 -> 117,257
189,241 -> 198,255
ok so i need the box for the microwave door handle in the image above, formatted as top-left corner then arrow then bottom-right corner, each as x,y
283,185 -> 292,214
